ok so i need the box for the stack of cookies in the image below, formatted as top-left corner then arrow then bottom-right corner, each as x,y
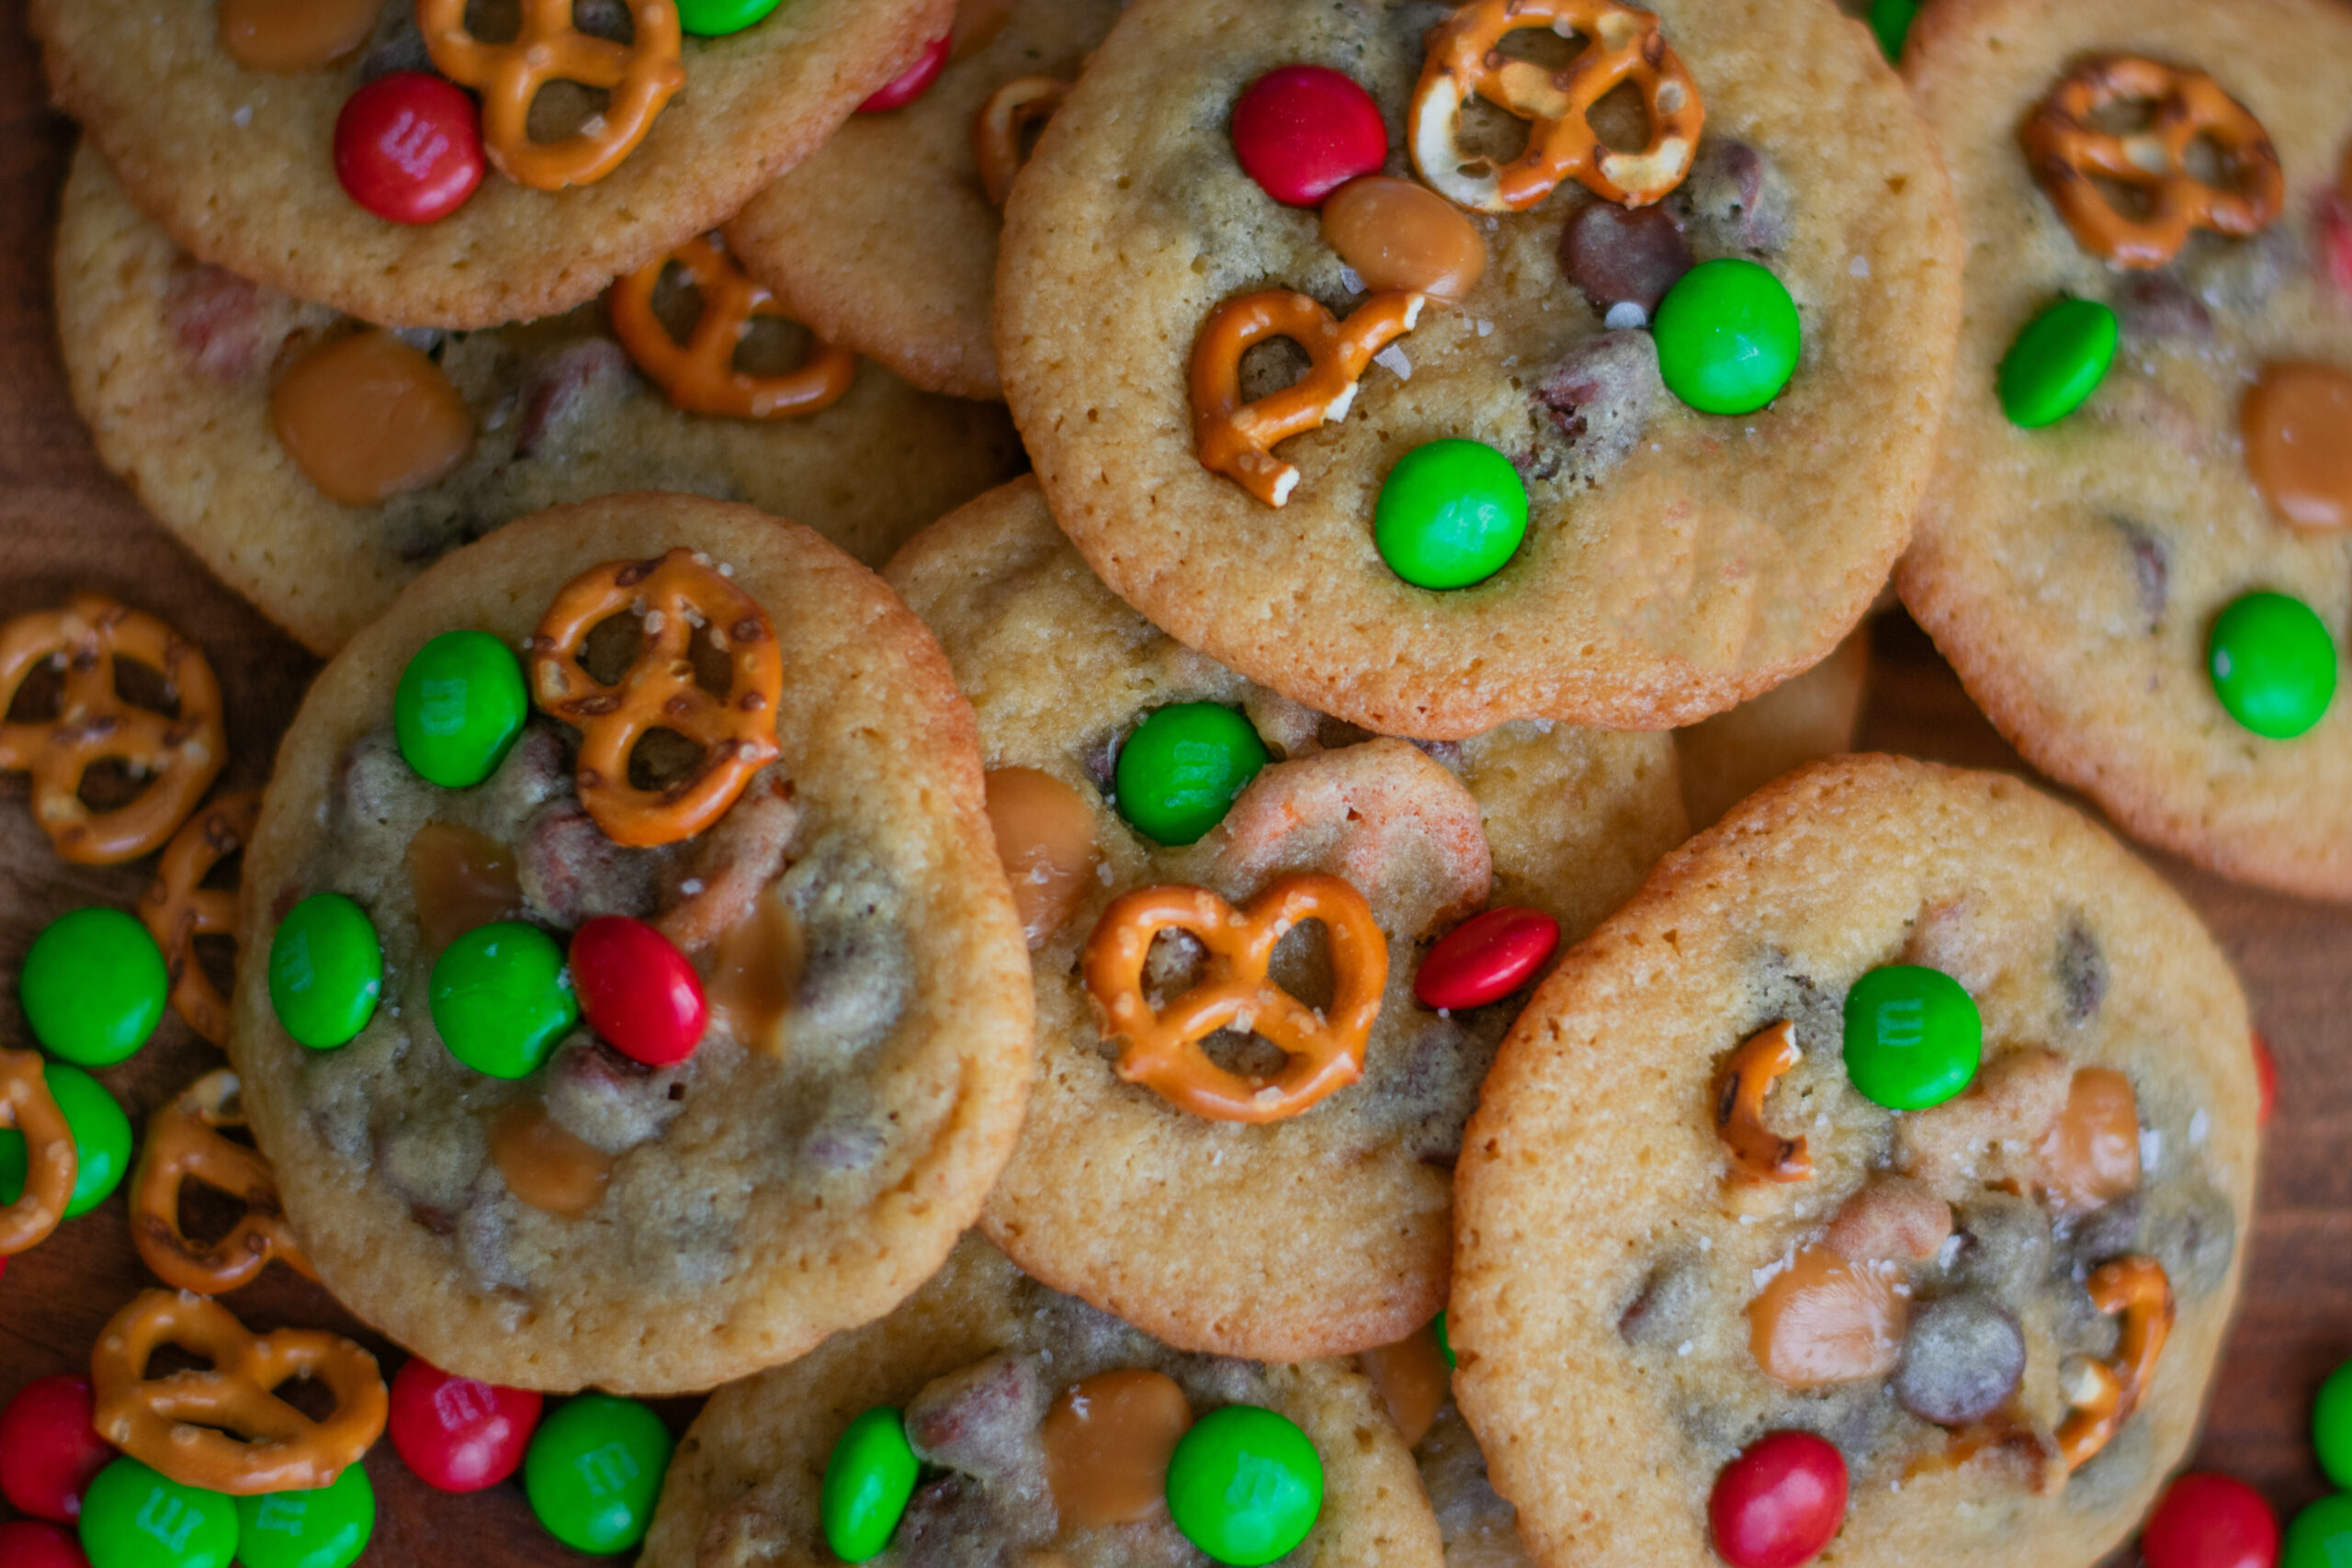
13,0 -> 2335,1562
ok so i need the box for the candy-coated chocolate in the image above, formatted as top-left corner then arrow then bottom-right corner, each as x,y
333,73 -> 484,225
2143,1472 -> 2279,1568
1841,964 -> 1981,1110
1654,258 -> 1803,416
1114,704 -> 1269,847
821,1406 -> 919,1562
21,908 -> 166,1067
2244,364 -> 2352,531
1709,1431 -> 1848,1568
2315,1361 -> 2352,1490
267,893 -> 384,1050
1374,439 -> 1529,590
571,916 -> 707,1066
387,1359 -> 541,1494
857,32 -> 951,112
2253,1032 -> 2278,1126
1435,1309 -> 1455,1369
1164,1404 -> 1323,1566
1867,0 -> 1917,60
1997,297 -> 2117,428
232,1464 -> 374,1568
0,1520 -> 89,1568
523,1394 -> 673,1555
677,0 -> 785,37
394,630 -> 527,789
1230,65 -> 1386,207
1415,906 -> 1560,1010
219,0 -> 378,73
0,1064 -> 131,1219
984,767 -> 1102,947
0,1375 -> 111,1523
1320,176 -> 1486,301
2284,1495 -> 2352,1568
78,1459 -> 237,1568
271,332 -> 475,508
2208,592 -> 2336,740
429,921 -> 578,1079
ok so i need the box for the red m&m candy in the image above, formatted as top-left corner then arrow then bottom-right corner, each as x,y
335,73 -> 486,225
0,1520 -> 90,1568
2144,1472 -> 2278,1568
1230,65 -> 1387,207
2251,1032 -> 2277,1126
1709,1431 -> 1848,1568
0,1376 -> 113,1523
571,917 -> 707,1066
388,1359 -> 542,1494
858,32 -> 952,113
1416,907 -> 1560,1010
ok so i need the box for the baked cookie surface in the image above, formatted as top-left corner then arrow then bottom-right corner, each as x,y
1898,0 -> 2352,900
727,0 -> 1123,399
1452,756 -> 2257,1568
641,1233 -> 1446,1568
231,494 -> 1034,1394
1675,628 -> 1870,829
885,479 -> 1686,1362
996,0 -> 1960,738
31,0 -> 946,329
54,149 -> 1023,656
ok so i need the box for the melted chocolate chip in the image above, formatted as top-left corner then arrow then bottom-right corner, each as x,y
1559,202 -> 1693,312
1894,1293 -> 2027,1426
2058,919 -> 2108,1024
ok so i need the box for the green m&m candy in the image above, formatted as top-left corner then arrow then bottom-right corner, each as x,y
1868,0 -> 1918,60
1843,964 -> 1981,1110
268,894 -> 383,1050
0,1062 -> 132,1218
1654,258 -> 1803,416
1374,438 -> 1529,590
1435,1311 -> 1456,1370
2315,1360 -> 2352,1488
2209,591 -> 2336,740
233,1465 -> 375,1568
395,630 -> 527,789
21,908 -> 167,1067
820,1406 -> 921,1562
80,1458 -> 239,1568
677,0 -> 785,34
1166,1404 -> 1325,1566
524,1393 -> 673,1555
429,921 -> 578,1079
1997,297 -> 2117,427
2286,1494 -> 2352,1568
1114,704 -> 1270,847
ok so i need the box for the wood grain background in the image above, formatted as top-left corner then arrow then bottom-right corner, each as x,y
0,1 -> 2346,1562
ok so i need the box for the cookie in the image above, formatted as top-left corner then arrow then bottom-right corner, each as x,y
884,478 -> 1687,1361
641,1232 -> 1445,1568
726,0 -> 1123,400
31,0 -> 947,329
1452,756 -> 2258,1568
230,493 -> 1034,1393
54,148 -> 1023,655
1676,628 -> 1870,829
1896,0 -> 2352,900
994,0 -> 1961,737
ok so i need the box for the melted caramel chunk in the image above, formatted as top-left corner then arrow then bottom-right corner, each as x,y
2038,1066 -> 2141,1215
1359,1323 -> 1450,1448
1825,1175 -> 1951,1264
2244,363 -> 2352,531
1040,1369 -> 1193,1529
952,0 -> 1017,58
271,332 -> 475,506
984,767 -> 1101,948
1748,1245 -> 1906,1390
1320,176 -> 1487,303
706,883 -> 800,1055
220,0 -> 379,72
407,822 -> 522,958
490,1102 -> 613,1218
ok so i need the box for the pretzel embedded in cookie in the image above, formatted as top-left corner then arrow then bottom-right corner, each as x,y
1713,1019 -> 1814,1185
0,1049 -> 75,1257
91,1289 -> 387,1495
1410,0 -> 1702,213
530,548 -> 786,848
1082,873 -> 1387,1123
609,236 -> 860,419
1190,289 -> 1425,507
0,592 -> 225,864
139,791 -> 261,1044
2055,1255 -> 2173,1472
2020,57 -> 2282,268
130,1069 -> 314,1296
416,0 -> 685,190
974,76 -> 1069,207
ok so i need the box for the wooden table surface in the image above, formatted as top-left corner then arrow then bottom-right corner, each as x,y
0,3 -> 2346,1562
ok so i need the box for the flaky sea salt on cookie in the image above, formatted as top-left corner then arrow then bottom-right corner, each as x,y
885,478 -> 1686,1362
995,0 -> 1959,738
230,493 -> 1033,1394
1453,756 -> 2258,1568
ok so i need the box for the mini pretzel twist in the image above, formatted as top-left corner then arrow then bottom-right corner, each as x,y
91,1289 -> 388,1495
530,548 -> 786,849
0,593 -> 225,864
1713,1019 -> 1813,1185
1190,289 -> 1426,507
2020,57 -> 2283,268
974,76 -> 1069,207
1082,873 -> 1388,1123
130,1070 -> 314,1297
609,236 -> 860,419
1410,0 -> 1702,212
0,1049 -> 75,1257
139,792 -> 262,1045
2056,1256 -> 2174,1472
417,0 -> 685,190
